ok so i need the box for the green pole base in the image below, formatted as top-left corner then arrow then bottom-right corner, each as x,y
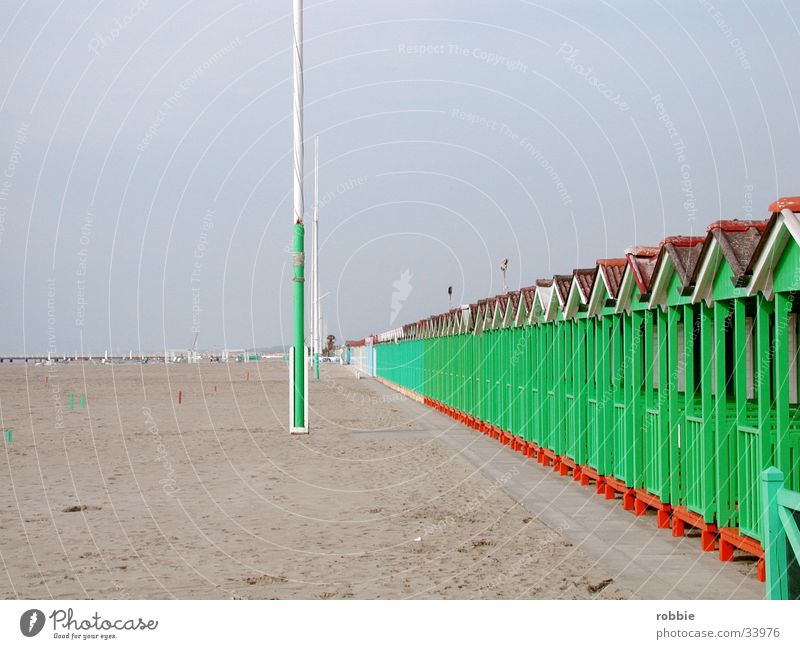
292,221 -> 306,429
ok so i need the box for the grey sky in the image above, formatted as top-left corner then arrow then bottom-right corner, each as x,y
0,0 -> 798,354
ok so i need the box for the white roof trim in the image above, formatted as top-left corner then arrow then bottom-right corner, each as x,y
690,238 -> 720,305
530,287 -> 548,324
563,276 -> 583,320
648,254 -> 674,309
587,267 -> 611,317
514,293 -> 528,327
615,266 -> 636,314
544,286 -> 561,322
748,210 -> 800,295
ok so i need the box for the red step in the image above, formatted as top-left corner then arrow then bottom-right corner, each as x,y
510,435 -> 527,454
671,506 -> 717,552
538,447 -> 556,467
557,455 -> 579,479
604,476 -> 635,511
523,441 -> 537,458
633,489 -> 672,528
719,527 -> 765,582
579,465 -> 606,494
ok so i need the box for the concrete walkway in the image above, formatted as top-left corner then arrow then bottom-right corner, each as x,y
366,378 -> 763,599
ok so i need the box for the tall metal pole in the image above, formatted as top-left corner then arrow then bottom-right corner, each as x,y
290,0 -> 307,432
312,135 -> 320,380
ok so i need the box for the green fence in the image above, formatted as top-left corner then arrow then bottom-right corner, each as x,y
361,209 -> 800,567
763,467 -> 800,599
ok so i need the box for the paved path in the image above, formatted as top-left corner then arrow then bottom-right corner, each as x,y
366,378 -> 764,599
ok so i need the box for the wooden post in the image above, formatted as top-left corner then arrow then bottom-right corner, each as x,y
714,301 -> 733,527
762,466 -> 787,599
700,301 -> 715,522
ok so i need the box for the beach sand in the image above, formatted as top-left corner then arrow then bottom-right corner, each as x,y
0,360 -> 630,599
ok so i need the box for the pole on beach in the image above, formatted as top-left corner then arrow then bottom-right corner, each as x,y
312,135 -> 320,380
289,0 -> 308,433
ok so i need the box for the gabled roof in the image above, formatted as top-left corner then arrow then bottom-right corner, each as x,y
663,236 -> 705,286
701,220 -> 768,280
691,220 -> 768,302
648,236 -> 704,307
587,258 -> 626,316
481,297 -> 497,331
468,303 -> 479,333
616,246 -> 660,313
747,201 -> 800,295
596,258 -> 626,299
459,304 -> 472,333
530,280 -> 552,323
520,285 -> 536,310
474,299 -> 489,334
487,295 -> 502,329
626,246 -> 660,294
553,275 -> 572,306
574,268 -> 596,302
507,291 -> 520,312
564,268 -> 596,319
495,293 -> 509,325
543,279 -> 564,321
505,291 -> 521,327
445,309 -> 458,335
517,285 -> 536,325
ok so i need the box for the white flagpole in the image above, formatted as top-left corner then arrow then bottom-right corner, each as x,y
290,0 -> 307,432
312,135 -> 320,379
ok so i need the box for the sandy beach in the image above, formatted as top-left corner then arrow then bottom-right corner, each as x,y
0,360 -> 631,599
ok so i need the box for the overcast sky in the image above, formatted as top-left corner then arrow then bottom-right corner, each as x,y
1,0 -> 798,354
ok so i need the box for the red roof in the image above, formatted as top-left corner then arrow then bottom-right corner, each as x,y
704,220 -> 769,282
573,268 -> 596,301
769,196 -> 800,213
653,236 -> 705,288
659,235 -> 705,247
596,258 -> 626,298
553,275 -> 572,304
519,285 -> 537,309
624,246 -> 660,294
707,219 -> 768,234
